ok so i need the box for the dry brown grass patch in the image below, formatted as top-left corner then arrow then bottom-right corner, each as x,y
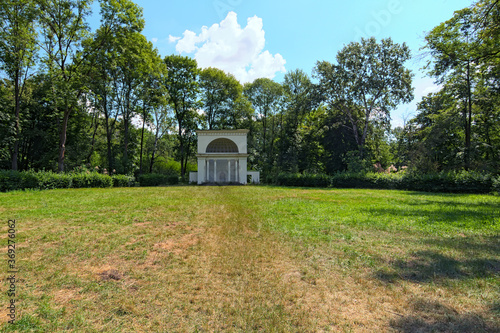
153,232 -> 199,255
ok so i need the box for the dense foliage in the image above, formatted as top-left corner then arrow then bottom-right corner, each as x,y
274,171 -> 498,194
137,172 -> 179,186
0,0 -> 498,191
0,170 -> 115,191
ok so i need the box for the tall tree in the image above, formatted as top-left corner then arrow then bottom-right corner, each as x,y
244,78 -> 283,172
136,53 -> 169,174
0,79 -> 15,168
279,69 -> 316,172
0,0 -> 38,170
164,55 -> 200,178
424,0 -> 500,170
113,32 -> 156,173
83,0 -> 145,174
199,67 -> 241,130
424,8 -> 477,170
410,89 -> 464,171
149,100 -> 172,173
314,37 -> 414,158
139,59 -> 167,175
37,0 -> 93,172
83,30 -> 118,173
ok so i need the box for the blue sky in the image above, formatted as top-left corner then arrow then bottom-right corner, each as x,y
91,0 -> 473,127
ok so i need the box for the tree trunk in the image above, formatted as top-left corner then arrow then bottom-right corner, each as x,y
262,109 -> 267,156
465,60 -> 472,170
139,104 -> 147,175
123,111 -> 129,173
104,102 -> 114,174
179,134 -> 185,178
22,134 -> 31,170
58,107 -> 71,172
208,105 -> 213,130
12,73 -> 20,171
149,138 -> 157,174
124,118 -> 129,172
269,116 -> 275,164
86,112 -> 99,164
342,104 -> 362,154
149,127 -> 159,173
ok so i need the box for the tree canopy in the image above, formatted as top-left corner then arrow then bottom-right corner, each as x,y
0,0 -> 498,180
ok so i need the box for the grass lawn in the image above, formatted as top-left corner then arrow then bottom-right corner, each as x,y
0,186 -> 499,332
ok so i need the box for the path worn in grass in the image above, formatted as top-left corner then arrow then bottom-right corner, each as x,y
0,186 -> 499,332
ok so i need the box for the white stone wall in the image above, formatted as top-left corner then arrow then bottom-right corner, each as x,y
189,172 -> 198,183
247,171 -> 260,184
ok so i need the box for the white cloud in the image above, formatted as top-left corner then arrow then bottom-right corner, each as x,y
413,77 -> 441,98
171,11 -> 286,83
151,37 -> 158,43
422,83 -> 442,96
168,35 -> 181,43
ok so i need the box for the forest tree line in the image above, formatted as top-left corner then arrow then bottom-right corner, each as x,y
0,0 -> 498,181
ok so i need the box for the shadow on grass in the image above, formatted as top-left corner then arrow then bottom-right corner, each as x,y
424,235 -> 500,256
365,191 -> 500,230
362,204 -> 499,230
402,191 -> 500,208
377,237 -> 500,332
376,235 -> 499,284
376,250 -> 499,283
390,298 -> 500,333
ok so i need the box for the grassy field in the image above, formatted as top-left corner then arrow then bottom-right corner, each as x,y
0,186 -> 499,332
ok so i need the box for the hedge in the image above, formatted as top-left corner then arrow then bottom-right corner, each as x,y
1,170 -> 497,194
0,170 -> 184,192
399,172 -> 494,193
493,177 -> 500,195
273,171 -> 499,194
276,173 -> 330,188
137,173 -> 179,186
112,174 -> 136,187
0,170 -> 132,192
71,172 -> 113,188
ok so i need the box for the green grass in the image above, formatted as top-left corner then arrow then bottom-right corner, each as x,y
263,189 -> 499,236
0,186 -> 499,332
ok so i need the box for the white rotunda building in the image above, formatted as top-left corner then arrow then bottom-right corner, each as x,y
189,129 -> 259,184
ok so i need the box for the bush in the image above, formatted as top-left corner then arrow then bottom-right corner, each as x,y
112,174 -> 135,187
71,172 -> 113,188
273,171 -> 495,194
275,173 -> 330,187
0,170 -> 21,192
32,171 -> 73,190
493,176 -> 500,195
20,171 -> 39,189
151,157 -> 180,174
138,173 -> 179,186
330,172 -> 374,189
343,151 -> 373,173
0,169 -> 496,194
400,171 -> 493,193
0,170 -> 109,191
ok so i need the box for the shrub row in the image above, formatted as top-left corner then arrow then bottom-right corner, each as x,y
275,173 -> 331,188
0,170 -> 184,192
137,173 -> 179,186
494,177 -> 500,195
0,170 -> 146,192
273,171 -> 500,194
112,174 -> 136,188
0,170 -> 117,192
